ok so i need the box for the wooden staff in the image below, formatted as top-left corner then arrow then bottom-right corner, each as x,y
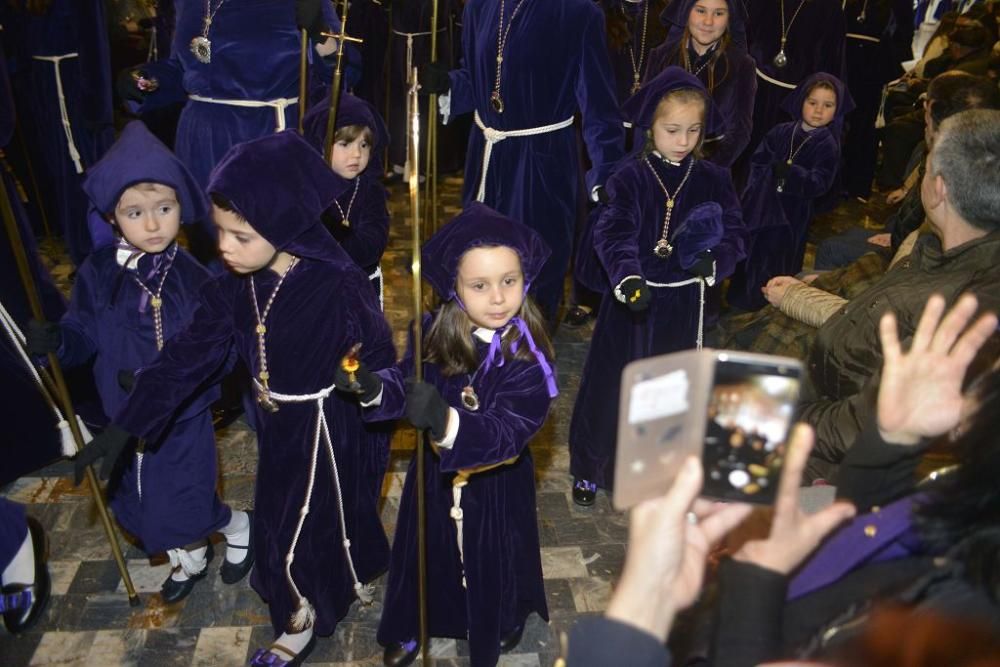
15,125 -> 52,240
405,65 -> 430,664
0,172 -> 139,606
298,29 -> 308,134
321,0 -> 364,164
423,0 -> 441,240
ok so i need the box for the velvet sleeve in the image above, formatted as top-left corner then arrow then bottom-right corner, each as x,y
576,5 -> 626,190
364,318 -> 424,423
134,53 -> 188,112
115,278 -> 236,443
707,166 -> 747,281
594,167 -> 644,287
707,558 -> 789,667
55,258 -> 100,369
780,134 -> 839,198
710,55 -> 757,168
330,182 -> 390,269
438,360 -> 552,471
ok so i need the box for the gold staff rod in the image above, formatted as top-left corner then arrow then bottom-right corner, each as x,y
0,173 -> 139,606
321,1 -> 364,164
405,65 -> 430,664
423,0 -> 440,240
14,124 -> 52,240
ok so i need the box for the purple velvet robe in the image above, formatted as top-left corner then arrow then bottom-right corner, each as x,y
739,0 -> 846,180
644,1 -> 757,168
368,325 -> 551,667
323,177 -> 390,280
351,0 -> 390,114
115,258 -> 395,637
54,245 -> 229,552
134,0 -> 342,189
602,0 -> 668,104
2,0 -> 114,265
570,155 -> 746,489
0,498 -> 27,572
447,0 -> 625,320
727,122 -> 840,311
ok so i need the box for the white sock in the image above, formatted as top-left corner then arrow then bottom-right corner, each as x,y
219,510 -> 250,565
270,626 -> 314,661
168,544 -> 208,582
1,530 -> 34,586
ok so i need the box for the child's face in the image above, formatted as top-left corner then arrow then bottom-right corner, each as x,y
329,132 -> 372,179
688,0 -> 730,50
801,87 -> 837,130
455,246 -> 525,330
213,204 -> 278,274
651,99 -> 704,163
114,183 -> 181,254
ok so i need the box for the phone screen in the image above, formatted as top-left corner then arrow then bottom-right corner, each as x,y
701,357 -> 801,504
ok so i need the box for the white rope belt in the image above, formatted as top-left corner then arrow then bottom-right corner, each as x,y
450,481 -> 468,588
188,95 -> 299,133
252,378 -> 374,630
473,110 -> 574,202
846,33 -> 881,43
646,270 -> 716,350
392,27 -> 447,78
32,53 -> 84,174
755,68 -> 797,90
368,265 -> 384,312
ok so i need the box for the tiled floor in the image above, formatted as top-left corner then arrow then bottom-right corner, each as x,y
0,171 -> 888,666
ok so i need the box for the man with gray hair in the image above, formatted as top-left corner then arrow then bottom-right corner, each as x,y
798,108 -> 1000,481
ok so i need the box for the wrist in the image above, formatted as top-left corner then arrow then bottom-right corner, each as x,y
876,425 -> 922,446
606,568 -> 676,643
732,543 -> 792,575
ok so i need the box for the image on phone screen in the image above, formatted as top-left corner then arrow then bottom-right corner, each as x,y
701,360 -> 800,503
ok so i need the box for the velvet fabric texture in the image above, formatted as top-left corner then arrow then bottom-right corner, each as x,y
738,0 -> 846,182
447,0 -> 624,320
644,0 -> 757,167
569,155 -> 746,489
601,0 -> 669,104
351,0 -> 390,115
368,325 -> 552,666
0,498 -> 28,572
2,0 -> 114,265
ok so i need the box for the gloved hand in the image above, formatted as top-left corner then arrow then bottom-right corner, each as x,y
772,160 -> 791,180
617,276 -> 651,312
73,424 -> 133,484
115,68 -> 155,104
419,61 -> 451,95
594,186 -> 611,204
687,250 -> 715,279
296,0 -> 330,42
26,319 -> 61,355
117,369 -> 136,393
405,379 -> 450,441
334,360 -> 383,402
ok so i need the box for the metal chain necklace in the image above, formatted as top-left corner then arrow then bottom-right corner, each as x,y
490,0 -> 530,113
130,243 -> 178,351
773,0 -> 807,69
190,0 -> 227,64
333,179 -> 361,227
645,156 -> 695,258
684,42 -> 714,78
777,127 -> 813,192
248,257 -> 299,412
624,0 -> 649,94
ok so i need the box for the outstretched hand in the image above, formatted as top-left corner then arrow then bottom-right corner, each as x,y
72,424 -> 133,485
877,293 -> 998,445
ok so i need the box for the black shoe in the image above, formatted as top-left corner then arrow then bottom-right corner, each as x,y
249,634 -> 316,667
160,543 -> 213,604
2,517 -> 50,634
563,305 -> 593,328
499,623 -> 525,652
220,510 -> 255,585
383,639 -> 419,667
572,479 -> 598,507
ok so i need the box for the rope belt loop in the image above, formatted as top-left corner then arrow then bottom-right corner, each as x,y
392,27 -> 447,77
473,110 -> 574,202
32,53 -> 84,173
188,95 -> 299,133
754,68 -> 797,90
450,480 -> 468,588
368,265 -> 384,311
646,264 -> 716,349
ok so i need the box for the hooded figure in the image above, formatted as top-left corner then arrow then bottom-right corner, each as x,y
728,73 -> 855,311
366,203 -> 555,667
643,0 -> 757,167
111,131 -> 396,643
569,66 -> 747,496
303,93 -> 391,304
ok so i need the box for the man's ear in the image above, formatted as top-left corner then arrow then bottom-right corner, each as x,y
934,173 -> 949,208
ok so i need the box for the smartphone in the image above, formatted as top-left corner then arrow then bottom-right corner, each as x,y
613,349 -> 802,510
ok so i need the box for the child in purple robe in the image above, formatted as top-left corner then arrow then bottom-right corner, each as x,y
340,203 -> 557,667
70,131 -> 395,667
569,67 -> 747,506
303,93 -> 390,308
25,121 -> 252,604
727,73 -> 854,312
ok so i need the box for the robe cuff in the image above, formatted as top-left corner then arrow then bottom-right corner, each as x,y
360,387 -> 383,408
590,185 -> 601,202
439,92 -> 451,125
613,275 -> 643,304
434,407 -> 460,449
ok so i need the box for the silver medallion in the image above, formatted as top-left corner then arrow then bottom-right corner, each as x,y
190,36 -> 212,64
461,386 -> 480,411
772,49 -> 788,69
653,239 -> 674,259
490,91 -> 504,114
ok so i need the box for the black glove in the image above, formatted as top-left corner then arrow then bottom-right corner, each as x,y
334,360 -> 383,402
595,186 -> 610,204
405,379 -> 450,441
73,424 -> 133,485
117,369 -> 136,393
618,276 -> 651,312
419,61 -> 451,95
772,160 -> 791,180
296,0 -> 330,43
687,250 -> 715,279
26,319 -> 61,355
115,68 -> 153,104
